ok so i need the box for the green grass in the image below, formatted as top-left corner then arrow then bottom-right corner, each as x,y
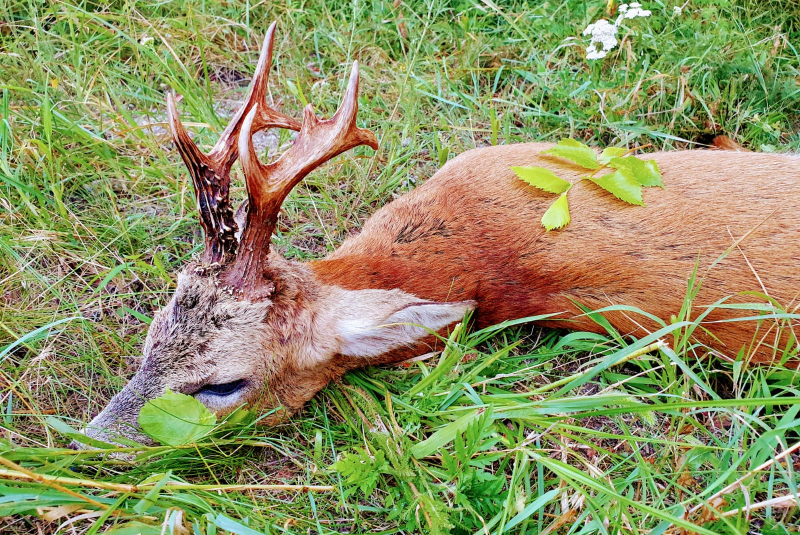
2,0 -> 800,533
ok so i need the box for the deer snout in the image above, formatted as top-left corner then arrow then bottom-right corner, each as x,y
80,384 -> 157,448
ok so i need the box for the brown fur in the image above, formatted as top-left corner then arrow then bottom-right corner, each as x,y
317,144 -> 799,362
711,135 -> 748,151
80,143 -> 800,447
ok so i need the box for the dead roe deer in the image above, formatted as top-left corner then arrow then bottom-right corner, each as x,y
80,23 -> 799,446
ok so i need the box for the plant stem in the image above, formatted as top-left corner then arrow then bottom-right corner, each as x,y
0,455 -> 109,509
0,467 -> 335,493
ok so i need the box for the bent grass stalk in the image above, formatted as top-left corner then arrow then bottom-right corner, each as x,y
0,455 -> 109,510
0,469 -> 334,493
529,340 -> 667,395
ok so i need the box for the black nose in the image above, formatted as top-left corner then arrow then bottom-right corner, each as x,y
67,440 -> 81,450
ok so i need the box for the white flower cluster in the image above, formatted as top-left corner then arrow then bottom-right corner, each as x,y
619,2 -> 652,19
583,19 -> 618,60
582,2 -> 651,60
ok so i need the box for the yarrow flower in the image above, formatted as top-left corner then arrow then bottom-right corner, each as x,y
619,2 -> 652,19
582,2 -> 651,60
673,5 -> 682,15
582,19 -> 618,60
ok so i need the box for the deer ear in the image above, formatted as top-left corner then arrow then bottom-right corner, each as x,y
334,289 -> 475,358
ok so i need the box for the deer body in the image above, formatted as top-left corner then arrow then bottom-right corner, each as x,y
312,144 -> 800,363
78,25 -> 799,447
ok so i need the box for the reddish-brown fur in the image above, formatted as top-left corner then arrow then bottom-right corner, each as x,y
313,144 -> 800,363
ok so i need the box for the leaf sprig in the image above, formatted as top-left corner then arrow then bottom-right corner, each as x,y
511,139 -> 663,230
138,390 -> 218,446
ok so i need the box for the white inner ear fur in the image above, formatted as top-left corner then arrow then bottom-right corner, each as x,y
330,288 -> 476,358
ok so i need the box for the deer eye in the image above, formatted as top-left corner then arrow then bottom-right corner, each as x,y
197,379 -> 246,397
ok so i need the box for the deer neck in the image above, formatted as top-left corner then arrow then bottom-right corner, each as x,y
308,254 -> 467,303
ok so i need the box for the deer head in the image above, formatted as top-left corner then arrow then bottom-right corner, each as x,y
81,23 -> 473,446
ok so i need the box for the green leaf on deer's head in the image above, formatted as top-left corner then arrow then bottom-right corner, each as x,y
511,166 -> 572,194
543,138 -> 599,170
138,389 -> 217,446
541,193 -> 571,230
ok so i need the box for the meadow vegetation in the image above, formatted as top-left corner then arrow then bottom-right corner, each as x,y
1,0 -> 799,533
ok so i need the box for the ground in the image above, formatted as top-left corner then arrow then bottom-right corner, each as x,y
1,0 -> 800,534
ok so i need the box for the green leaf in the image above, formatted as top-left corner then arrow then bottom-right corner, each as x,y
541,193 -> 571,230
599,146 -> 628,164
133,472 -> 171,514
211,514 -> 271,535
510,166 -> 571,194
411,409 -> 483,459
0,486 -> 116,516
138,390 -> 217,446
608,156 -> 663,187
543,138 -> 599,169
335,448 -> 388,495
103,522 -> 162,535
504,489 -> 560,532
589,169 -> 644,206
222,407 -> 254,426
1,316 -> 83,365
46,416 -> 117,449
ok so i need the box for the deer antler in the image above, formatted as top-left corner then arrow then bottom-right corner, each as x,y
167,21 -> 301,264
226,61 -> 379,295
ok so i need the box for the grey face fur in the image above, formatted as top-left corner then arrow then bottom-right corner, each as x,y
81,257 -> 474,447
83,270 -> 277,445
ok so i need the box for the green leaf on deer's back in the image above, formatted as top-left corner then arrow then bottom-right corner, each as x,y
138,389 -> 217,446
599,147 -> 628,165
510,166 -> 571,194
543,138 -> 599,170
589,169 -> 644,206
541,193 -> 571,230
608,156 -> 664,187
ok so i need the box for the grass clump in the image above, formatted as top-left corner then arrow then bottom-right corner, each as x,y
1,0 -> 799,533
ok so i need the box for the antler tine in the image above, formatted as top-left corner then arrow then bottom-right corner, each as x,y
227,61 -> 378,294
205,21 -> 301,173
167,91 -> 238,263
166,21 -> 301,264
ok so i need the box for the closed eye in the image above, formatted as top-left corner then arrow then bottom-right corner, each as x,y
196,379 -> 246,397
